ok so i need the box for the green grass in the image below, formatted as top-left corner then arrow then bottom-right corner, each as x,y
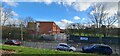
74,33 -> 105,37
0,44 -> 105,56
74,33 -> 120,37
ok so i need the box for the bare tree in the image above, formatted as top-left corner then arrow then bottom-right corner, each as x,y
103,14 -> 118,37
103,14 -> 118,28
88,3 -> 108,28
88,3 -> 118,37
65,23 -> 74,35
65,23 -> 86,35
1,5 -> 13,26
23,16 -> 36,27
23,16 -> 36,38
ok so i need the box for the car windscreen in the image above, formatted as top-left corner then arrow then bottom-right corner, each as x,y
12,40 -> 17,43
89,44 -> 99,48
67,44 -> 72,47
59,44 -> 70,47
87,44 -> 94,47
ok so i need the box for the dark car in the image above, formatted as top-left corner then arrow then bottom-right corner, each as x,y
4,40 -> 21,46
82,44 -> 113,55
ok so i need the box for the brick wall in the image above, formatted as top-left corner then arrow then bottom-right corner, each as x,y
27,21 -> 61,35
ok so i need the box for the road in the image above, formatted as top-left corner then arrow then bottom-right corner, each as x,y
1,39 -> 119,55
21,41 -> 120,55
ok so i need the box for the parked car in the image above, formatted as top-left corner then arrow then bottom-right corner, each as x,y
82,44 -> 113,55
56,43 -> 76,51
4,40 -> 21,46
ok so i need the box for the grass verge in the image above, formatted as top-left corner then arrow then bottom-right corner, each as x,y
0,44 -> 105,56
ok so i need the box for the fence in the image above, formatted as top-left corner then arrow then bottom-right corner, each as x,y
68,35 -> 120,44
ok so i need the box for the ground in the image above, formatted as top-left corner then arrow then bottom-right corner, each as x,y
0,50 -> 16,54
0,44 -> 105,56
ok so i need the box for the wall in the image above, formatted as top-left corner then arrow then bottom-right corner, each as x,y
39,22 -> 53,34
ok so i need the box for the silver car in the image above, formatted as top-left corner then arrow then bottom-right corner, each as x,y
56,43 -> 76,51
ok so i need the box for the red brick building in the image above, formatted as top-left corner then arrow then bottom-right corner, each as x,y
27,21 -> 61,35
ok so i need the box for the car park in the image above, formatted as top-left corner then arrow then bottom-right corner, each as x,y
56,43 -> 76,51
4,40 -> 21,46
82,44 -> 113,55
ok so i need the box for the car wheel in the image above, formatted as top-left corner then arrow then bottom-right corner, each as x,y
16,44 -> 20,46
82,49 -> 85,53
57,48 -> 60,50
106,53 -> 111,55
103,52 -> 111,55
69,49 -> 73,52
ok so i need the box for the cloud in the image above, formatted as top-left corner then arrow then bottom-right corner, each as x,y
11,11 -> 18,16
35,18 -> 73,29
35,0 -> 119,12
1,10 -> 19,25
82,18 -> 85,20
112,23 -> 120,28
60,0 -> 76,6
7,18 -> 20,24
0,7 -> 4,11
73,16 -> 80,20
1,17 -> 21,26
33,0 -> 52,5
43,0 -> 52,5
2,0 -> 18,7
95,2 -> 118,17
54,0 -> 91,11
2,0 -> 119,12
71,2 -> 91,11
55,19 -> 73,29
90,2 -> 118,17
61,19 -> 73,24
55,21 -> 65,29
5,0 -> 119,2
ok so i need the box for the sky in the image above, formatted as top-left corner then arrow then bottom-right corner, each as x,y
11,2 -> 89,21
1,0 -> 119,29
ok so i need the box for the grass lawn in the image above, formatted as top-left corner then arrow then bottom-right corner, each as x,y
0,44 -> 105,56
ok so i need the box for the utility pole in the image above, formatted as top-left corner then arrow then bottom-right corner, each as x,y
21,21 -> 23,41
0,2 -> 2,43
